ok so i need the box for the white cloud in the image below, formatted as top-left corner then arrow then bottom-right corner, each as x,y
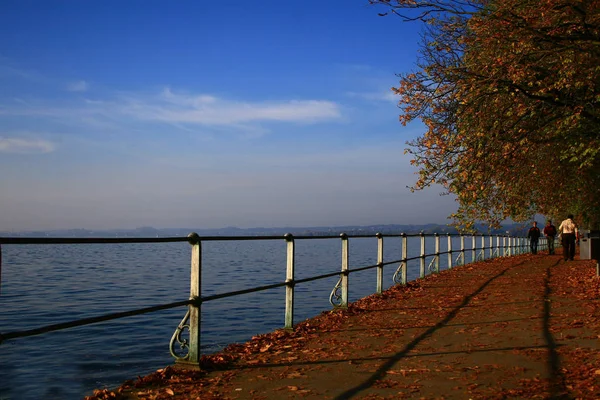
0,137 -> 56,154
345,90 -> 398,103
0,88 -> 341,131
67,80 -> 89,92
118,88 -> 341,125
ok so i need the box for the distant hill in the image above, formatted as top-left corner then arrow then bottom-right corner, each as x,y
0,222 -> 530,238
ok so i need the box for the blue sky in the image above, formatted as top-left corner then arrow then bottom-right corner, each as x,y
0,0 -> 457,231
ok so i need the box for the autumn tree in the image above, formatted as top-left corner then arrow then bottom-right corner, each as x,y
373,0 -> 600,229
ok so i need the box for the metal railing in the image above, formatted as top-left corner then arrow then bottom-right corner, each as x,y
0,231 -> 537,367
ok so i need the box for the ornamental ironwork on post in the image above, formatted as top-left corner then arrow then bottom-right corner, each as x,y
393,233 -> 407,284
170,232 -> 201,367
330,233 -> 349,308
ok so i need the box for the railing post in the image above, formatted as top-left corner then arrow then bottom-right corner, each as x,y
284,233 -> 295,330
519,237 -> 523,254
447,234 -> 452,269
420,232 -> 425,278
401,233 -> 408,284
481,235 -> 485,260
472,235 -> 476,263
488,235 -> 493,258
184,232 -> 201,366
376,233 -> 383,294
340,233 -> 349,309
496,235 -> 500,257
460,234 -> 465,265
434,233 -> 440,273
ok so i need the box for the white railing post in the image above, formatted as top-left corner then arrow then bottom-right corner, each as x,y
472,235 -> 476,263
434,233 -> 440,273
420,232 -> 426,278
519,237 -> 523,254
401,233 -> 408,284
376,233 -> 383,294
447,234 -> 453,269
182,232 -> 201,366
340,233 -> 349,309
460,234 -> 465,265
481,236 -> 485,260
496,235 -> 500,257
284,233 -> 295,330
488,236 -> 493,258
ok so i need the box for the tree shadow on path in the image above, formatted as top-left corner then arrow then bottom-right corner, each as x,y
334,261 -> 519,399
543,260 -> 570,399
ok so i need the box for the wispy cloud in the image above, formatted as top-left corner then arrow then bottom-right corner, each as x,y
67,80 -> 89,92
120,88 -> 341,125
0,136 -> 56,154
345,90 -> 397,103
0,88 -> 342,132
0,57 -> 54,85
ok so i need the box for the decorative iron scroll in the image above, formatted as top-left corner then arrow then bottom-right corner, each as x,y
169,308 -> 191,361
329,277 -> 343,307
427,257 -> 437,273
392,262 -> 405,284
477,249 -> 485,261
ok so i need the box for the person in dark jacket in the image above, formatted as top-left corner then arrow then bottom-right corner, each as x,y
527,221 -> 541,254
543,220 -> 557,255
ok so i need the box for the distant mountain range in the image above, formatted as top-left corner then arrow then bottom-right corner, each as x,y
0,223 -> 531,238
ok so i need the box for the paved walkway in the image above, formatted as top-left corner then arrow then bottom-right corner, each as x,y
89,251 -> 600,400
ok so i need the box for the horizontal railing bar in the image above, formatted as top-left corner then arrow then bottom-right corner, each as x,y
294,270 -> 346,284
0,237 -> 190,245
0,299 -> 191,343
0,233 -> 520,245
348,263 -> 379,273
199,233 -> 515,240
201,281 -> 288,302
381,259 -> 401,267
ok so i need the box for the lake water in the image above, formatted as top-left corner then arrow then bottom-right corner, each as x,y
0,235 -> 493,399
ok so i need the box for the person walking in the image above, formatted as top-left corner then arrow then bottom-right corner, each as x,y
558,214 -> 579,261
527,221 -> 541,254
543,220 -> 557,255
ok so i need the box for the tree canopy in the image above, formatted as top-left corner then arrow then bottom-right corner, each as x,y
374,0 -> 600,229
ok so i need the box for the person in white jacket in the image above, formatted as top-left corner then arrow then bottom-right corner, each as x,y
558,214 -> 578,261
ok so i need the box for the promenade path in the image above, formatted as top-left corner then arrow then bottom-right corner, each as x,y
89,251 -> 600,400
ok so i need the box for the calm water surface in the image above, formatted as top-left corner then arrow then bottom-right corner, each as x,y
0,236 -> 477,399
